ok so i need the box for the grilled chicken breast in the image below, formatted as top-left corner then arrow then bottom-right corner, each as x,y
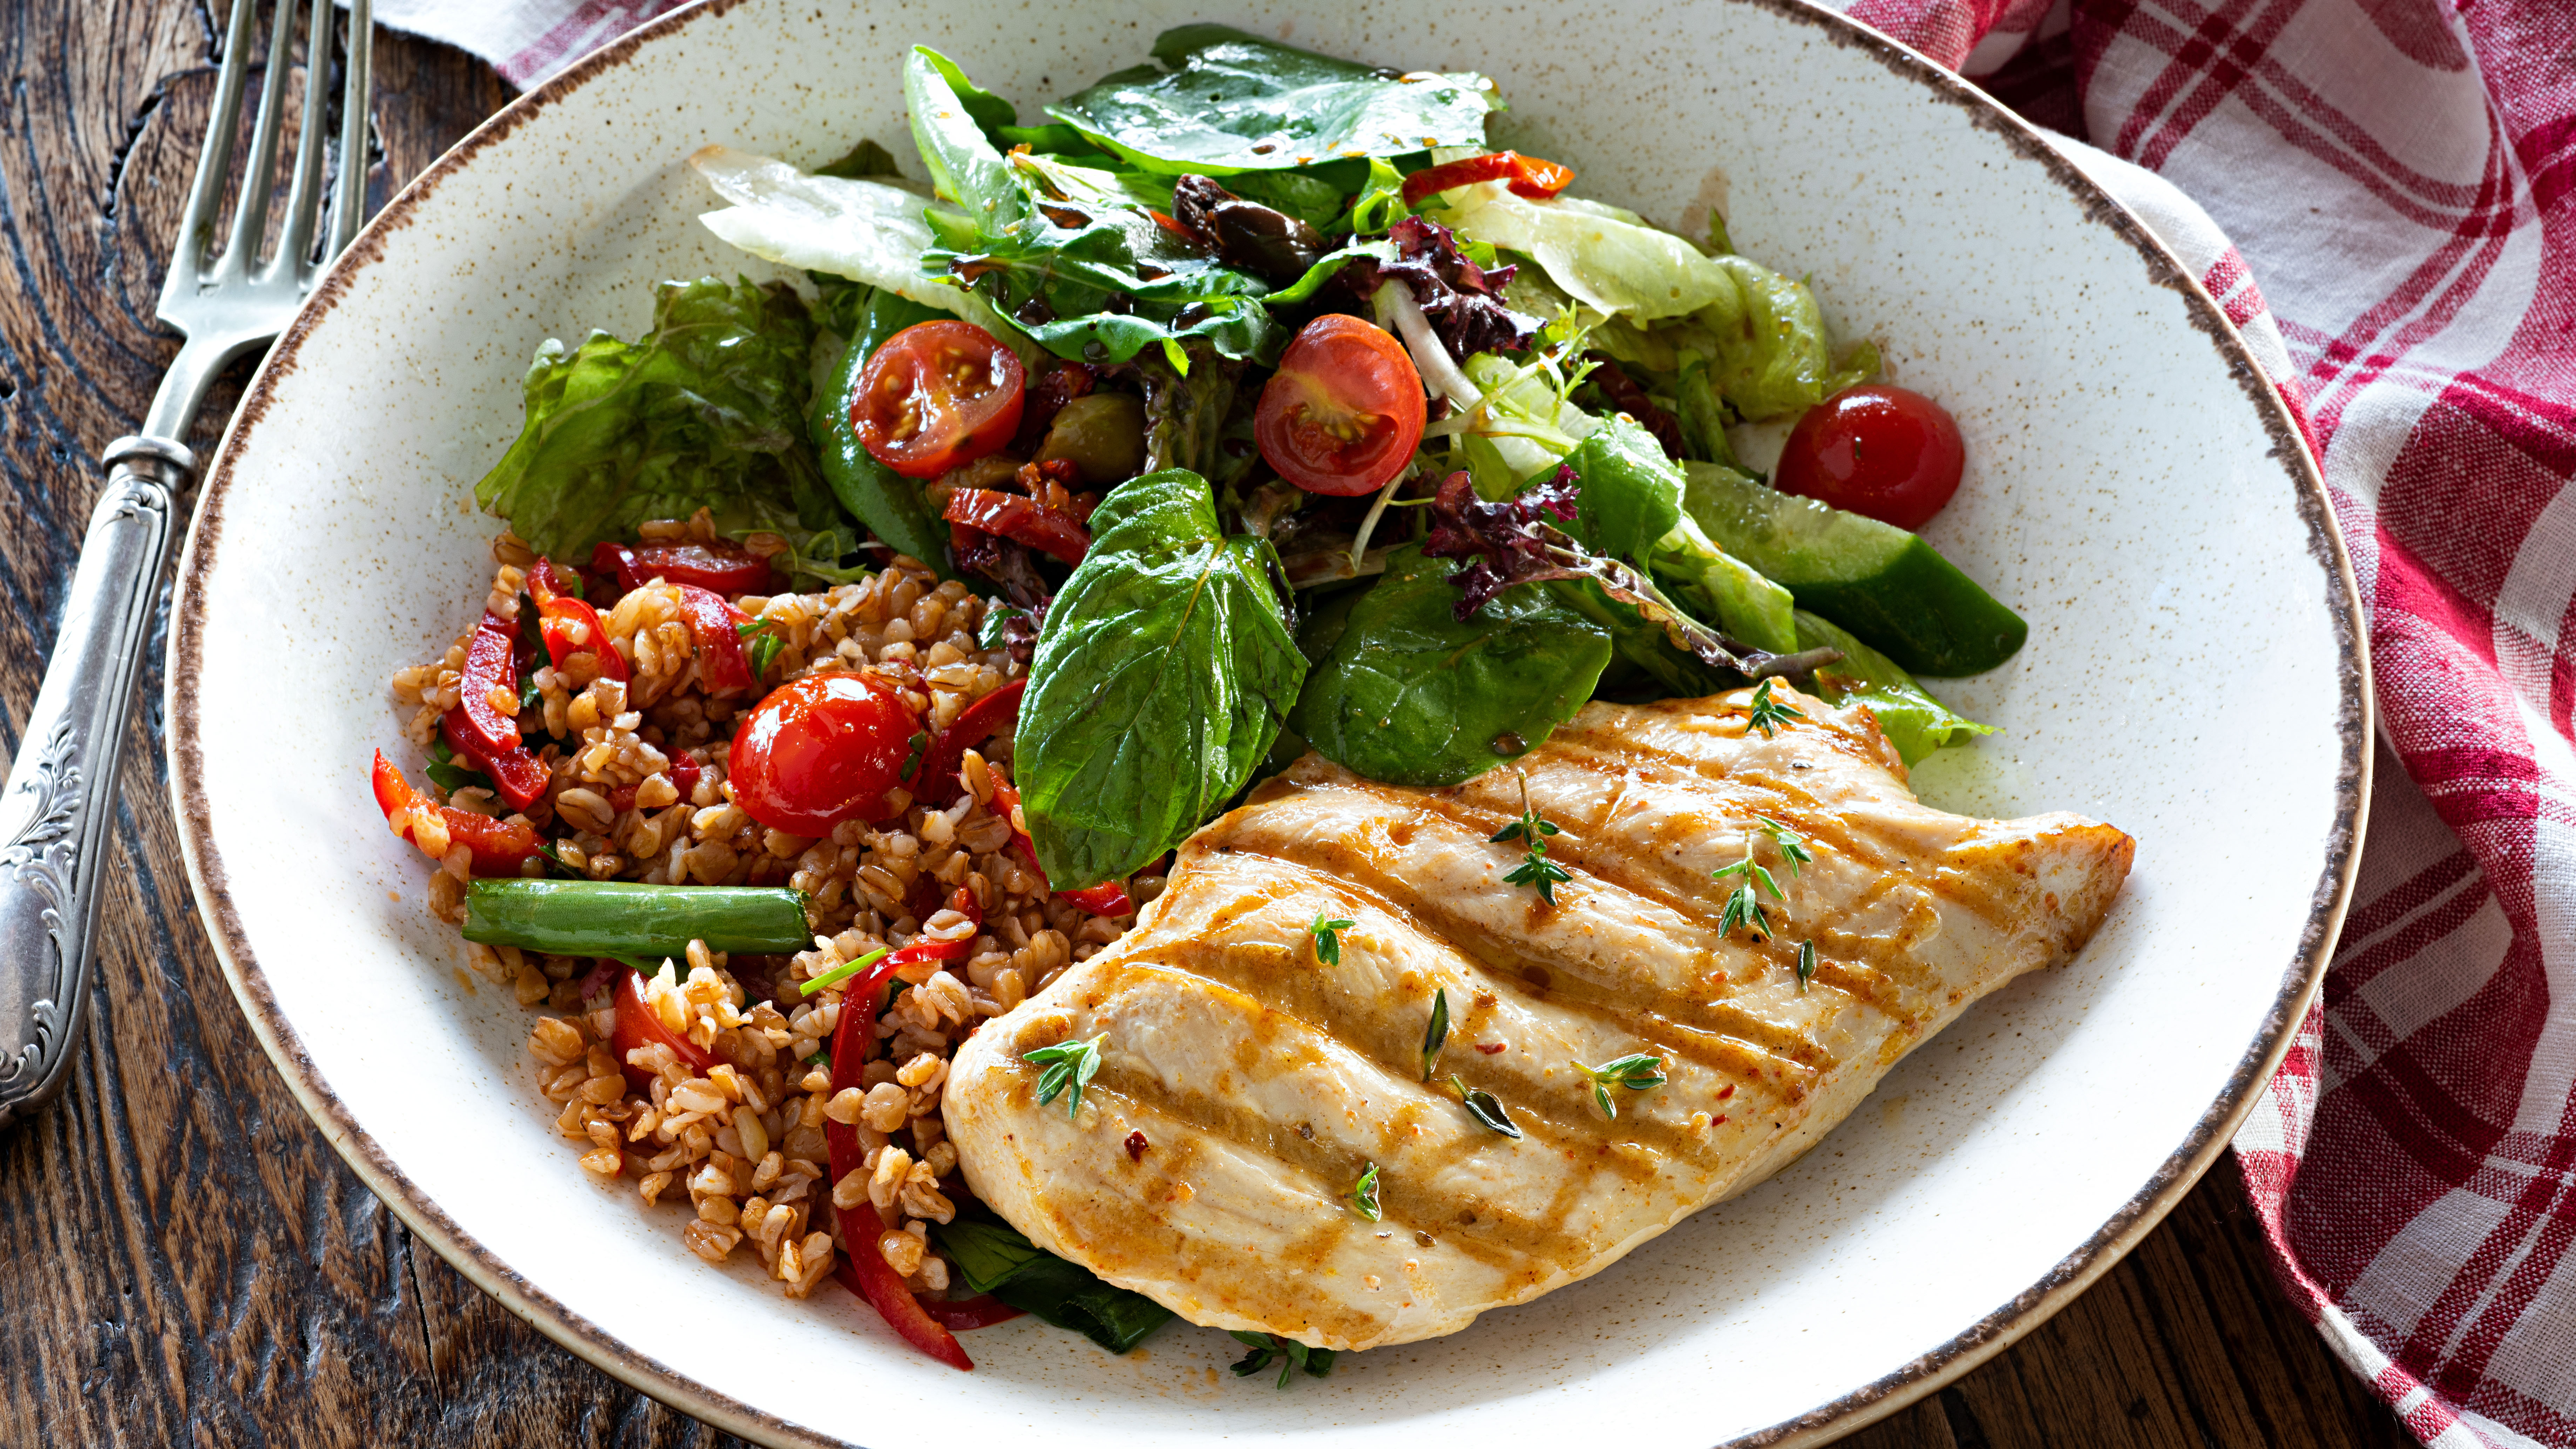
944,685 -> 2133,1351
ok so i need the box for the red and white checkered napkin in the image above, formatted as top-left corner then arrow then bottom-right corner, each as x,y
399,0 -> 2576,1440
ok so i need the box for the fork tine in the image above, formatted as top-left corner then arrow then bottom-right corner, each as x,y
161,0 -> 260,309
325,0 -> 374,260
269,0 -> 332,279
213,0 -> 298,282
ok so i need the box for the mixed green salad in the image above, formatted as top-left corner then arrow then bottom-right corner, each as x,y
475,24 -> 2022,899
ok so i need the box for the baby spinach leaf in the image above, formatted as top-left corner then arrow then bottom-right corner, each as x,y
473,276 -> 839,563
1292,546 -> 1612,787
808,284 -> 953,576
1017,470 -> 1306,887
907,48 -> 1287,366
1048,25 -> 1497,176
932,1213 -> 1173,1354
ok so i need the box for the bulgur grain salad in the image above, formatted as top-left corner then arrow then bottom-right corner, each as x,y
377,22 -> 2022,1380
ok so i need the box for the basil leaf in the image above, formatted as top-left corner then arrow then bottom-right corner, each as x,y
1018,469 -> 1306,887
808,284 -> 953,575
930,1214 -> 1174,1354
1290,546 -> 1612,787
1047,25 -> 1496,176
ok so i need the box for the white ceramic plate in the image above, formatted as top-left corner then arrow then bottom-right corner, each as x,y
167,1 -> 2367,1443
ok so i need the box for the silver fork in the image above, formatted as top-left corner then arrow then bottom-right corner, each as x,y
0,0 -> 374,1126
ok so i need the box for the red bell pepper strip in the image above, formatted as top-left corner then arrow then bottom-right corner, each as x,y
370,751 -> 539,876
1399,149 -> 1576,207
440,710 -> 552,812
609,963 -> 715,1092
592,539 -> 783,597
823,942 -> 974,1370
919,1295 -> 1026,1330
527,558 -> 629,683
907,679 -> 1025,808
452,609 -> 524,759
942,488 -> 1092,567
440,607 -> 552,810
987,778 -> 1132,916
668,753 -> 703,802
671,584 -> 756,694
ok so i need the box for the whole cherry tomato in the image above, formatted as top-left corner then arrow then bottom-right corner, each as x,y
851,320 -> 1026,480
1774,384 -> 1966,530
727,672 -> 920,837
1253,314 -> 1427,497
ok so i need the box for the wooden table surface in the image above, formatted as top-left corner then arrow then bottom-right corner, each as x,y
0,3 -> 2415,1445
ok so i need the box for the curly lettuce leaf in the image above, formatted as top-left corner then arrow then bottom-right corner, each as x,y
688,145 -> 1036,363
1440,181 -> 1874,419
1046,25 -> 1496,176
473,276 -> 841,563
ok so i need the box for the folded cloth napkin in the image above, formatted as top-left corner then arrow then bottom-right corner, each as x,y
377,1 -> 2576,1442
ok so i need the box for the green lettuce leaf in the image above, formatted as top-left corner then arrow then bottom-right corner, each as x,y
1046,24 -> 1496,175
1017,470 -> 1307,887
1793,610 -> 1994,764
688,145 -> 1037,363
1439,182 -> 1873,419
473,276 -> 839,562
1290,545 -> 1613,787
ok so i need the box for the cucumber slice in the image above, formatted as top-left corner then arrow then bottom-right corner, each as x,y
1680,462 -> 2026,676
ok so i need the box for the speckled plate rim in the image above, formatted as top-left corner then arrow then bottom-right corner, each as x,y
163,1 -> 2371,1443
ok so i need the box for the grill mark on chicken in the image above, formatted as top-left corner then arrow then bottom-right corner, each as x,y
945,685 -> 2136,1352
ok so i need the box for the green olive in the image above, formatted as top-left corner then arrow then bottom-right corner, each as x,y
1034,393 -> 1148,485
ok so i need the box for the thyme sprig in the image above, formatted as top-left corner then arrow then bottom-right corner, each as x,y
1713,817 -> 1810,942
1309,912 -> 1356,966
1345,1162 -> 1383,1221
1491,772 -> 1571,905
1022,1033 -> 1107,1118
1575,1053 -> 1667,1119
1743,678 -> 1803,738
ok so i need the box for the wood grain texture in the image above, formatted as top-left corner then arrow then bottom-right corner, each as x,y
0,2 -> 2410,1444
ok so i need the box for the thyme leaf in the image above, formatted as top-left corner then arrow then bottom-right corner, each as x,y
1023,1033 -> 1107,1118
1309,912 -> 1356,967
1421,988 -> 1450,1081
1796,938 -> 1819,993
1445,1074 -> 1523,1138
1575,1052 -> 1667,1120
1345,1162 -> 1382,1221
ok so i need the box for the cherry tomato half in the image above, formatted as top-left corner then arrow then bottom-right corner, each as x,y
852,320 -> 1027,481
727,671 -> 920,837
1773,384 -> 1966,531
1253,314 -> 1428,497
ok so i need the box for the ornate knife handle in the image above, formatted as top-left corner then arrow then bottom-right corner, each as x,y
0,435 -> 189,1126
